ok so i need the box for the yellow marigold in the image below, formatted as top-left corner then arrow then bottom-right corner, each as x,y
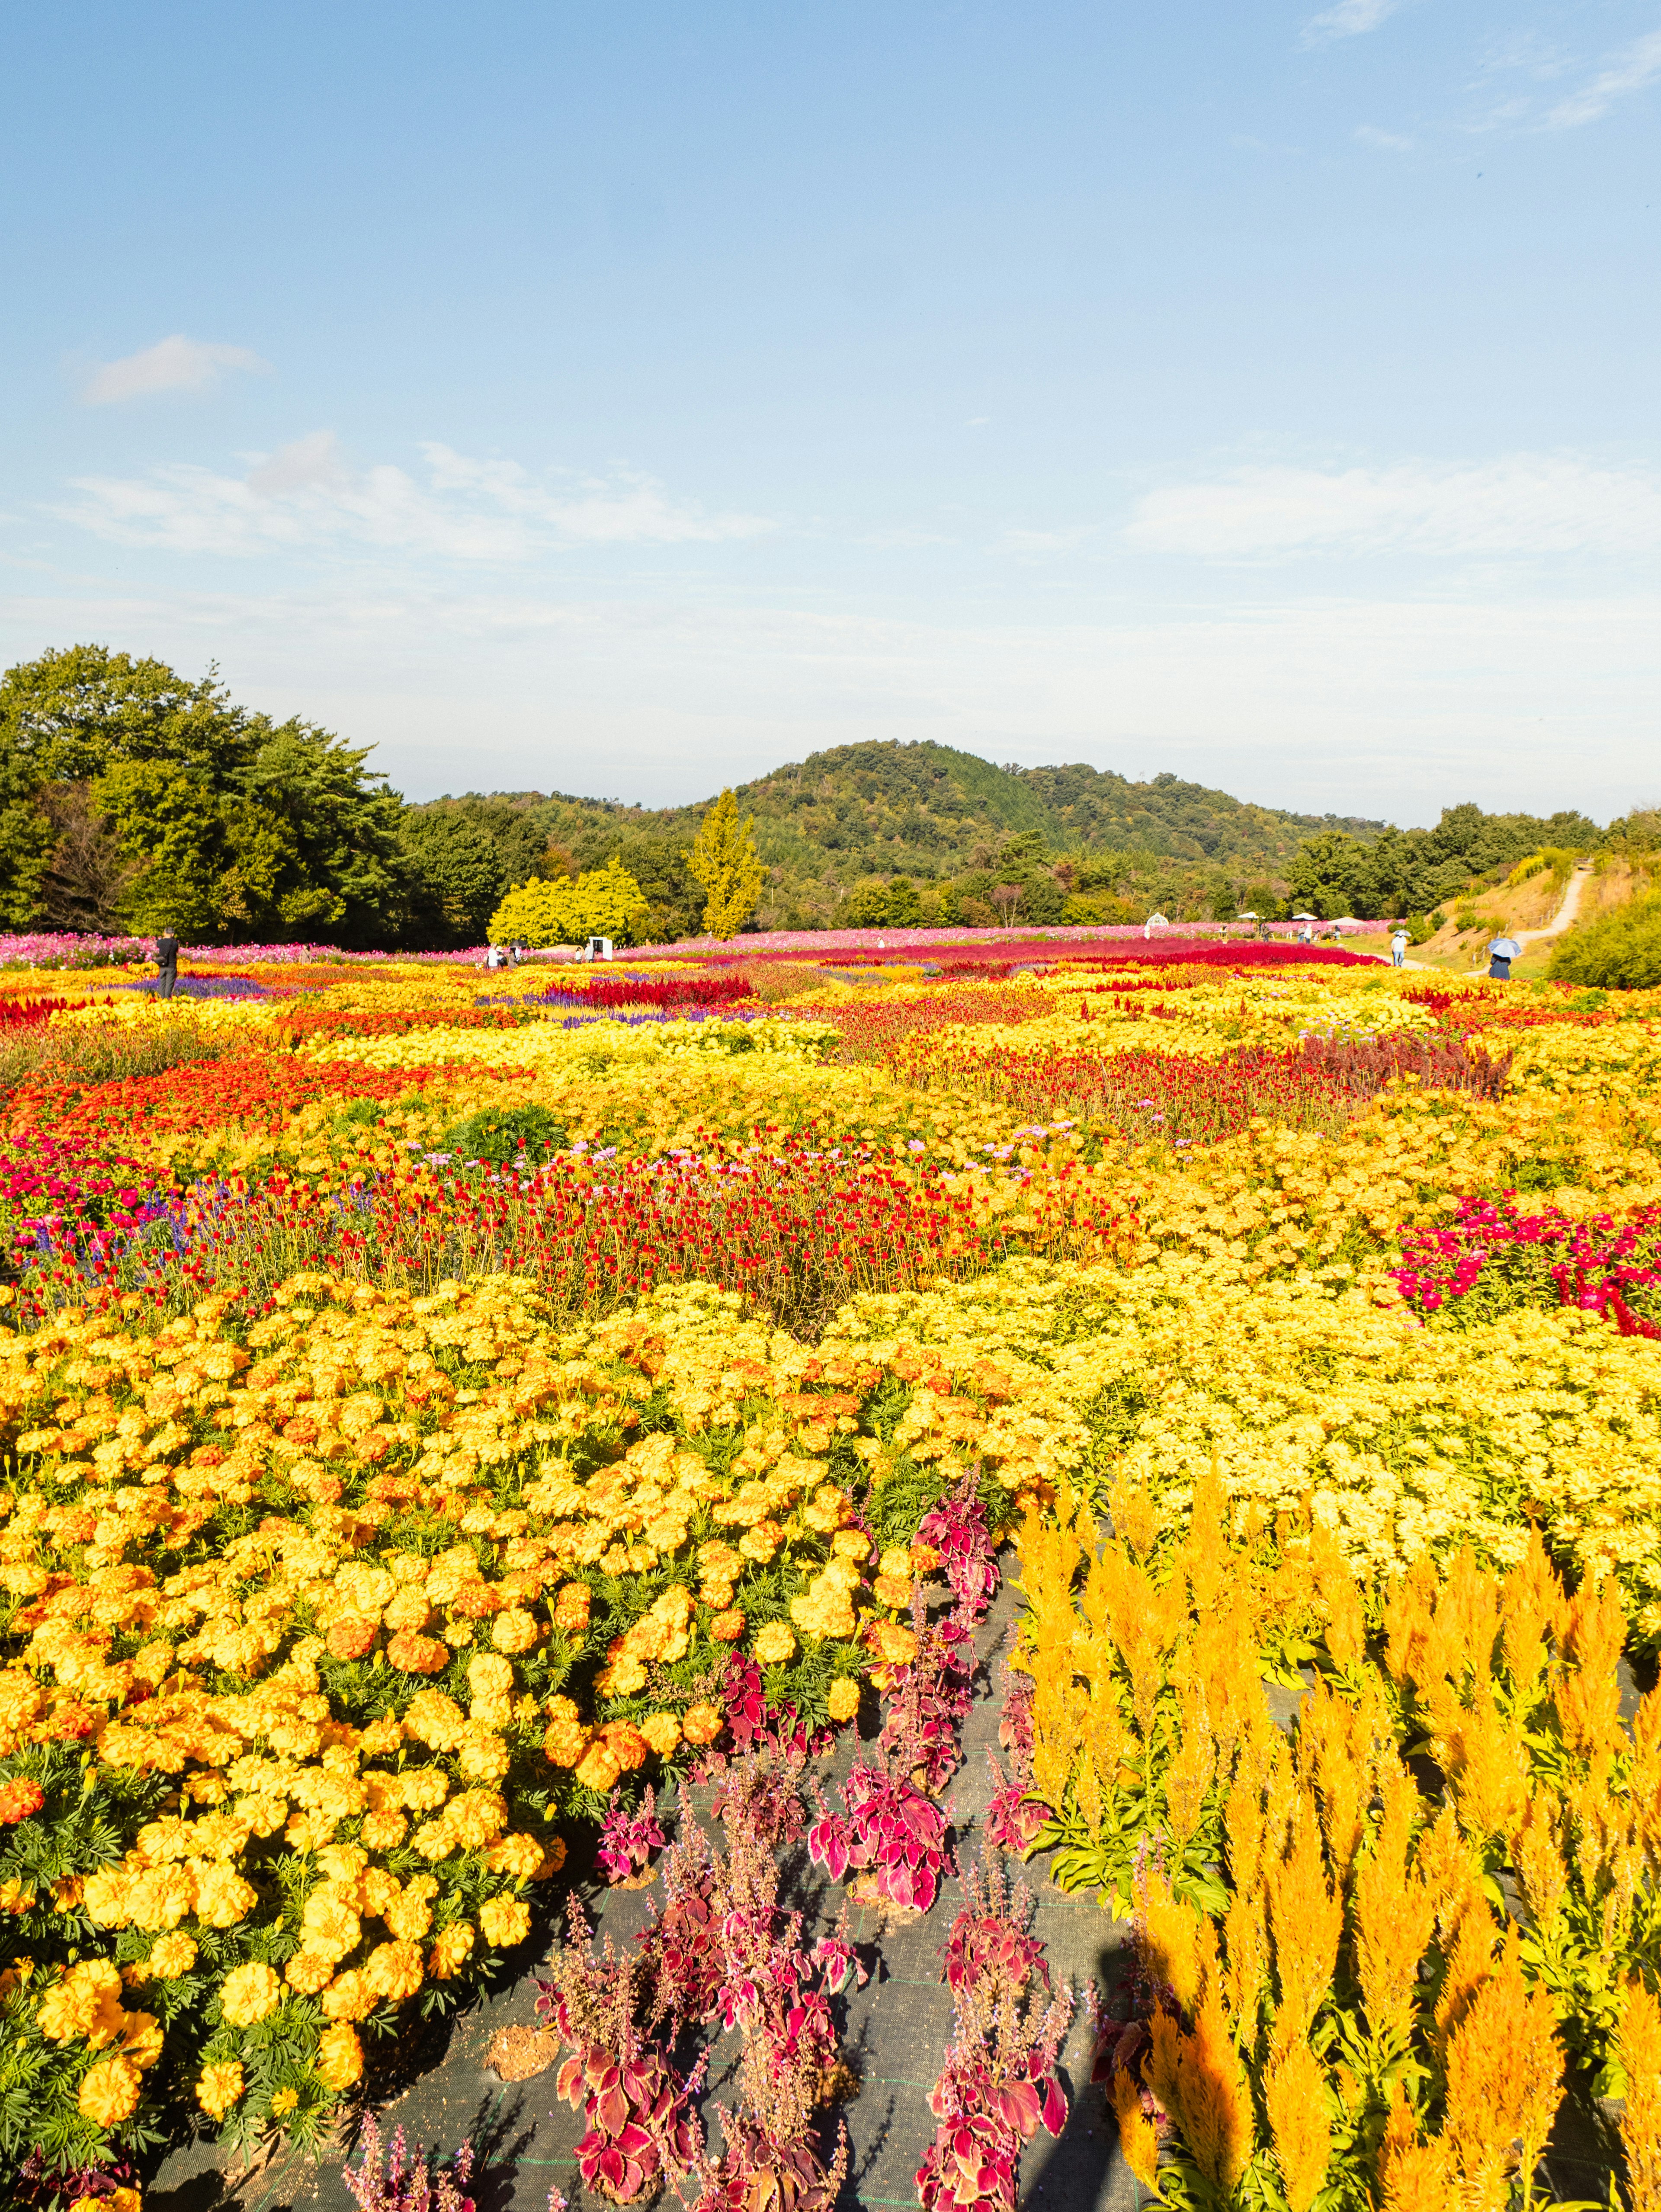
428,1923 -> 476,1979
866,1621 -> 917,1667
542,1696 -> 590,1767
447,1788 -> 508,1848
467,1652 -> 514,1700
80,2053 -> 142,2127
491,1607 -> 540,1655
316,1844 -> 369,1887
402,1690 -> 466,1751
148,1932 -> 198,1978
641,1712 -> 682,1758
361,1811 -> 409,1851
299,1894 -> 362,1964
116,2010 -> 164,2071
411,1817 -> 458,1862
82,1868 -> 134,1929
270,2087 -> 299,2116
827,1677 -> 862,1723
363,1940 -> 423,2002
458,1729 -> 511,1784
480,1833 -> 539,1884
220,1961 -> 283,2028
193,1866 -> 257,1929
710,1609 -> 745,1643
284,1950 -> 336,1995
37,1959 -> 124,2043
479,1896 -> 531,1949
754,1621 -> 797,1667
574,1740 -> 622,1793
315,2022 -> 364,2092
387,1879 -> 438,1944
681,1702 -> 724,1747
126,1866 -> 195,1932
196,2059 -> 245,2120
597,1654 -> 648,1699
320,1969 -> 373,2023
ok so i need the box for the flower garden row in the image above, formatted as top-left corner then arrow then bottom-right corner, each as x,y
0,944 -> 1659,2209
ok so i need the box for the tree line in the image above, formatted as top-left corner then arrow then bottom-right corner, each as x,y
0,645 -> 1637,947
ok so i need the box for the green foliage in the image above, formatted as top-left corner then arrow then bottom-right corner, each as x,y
0,646 -> 415,944
436,1102 -> 568,1164
488,857 -> 650,947
1549,890 -> 1661,989
1288,802 -> 1601,923
685,788 -> 767,937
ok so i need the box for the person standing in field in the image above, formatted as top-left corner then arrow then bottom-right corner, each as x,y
1391,927 -> 1408,967
154,924 -> 180,1002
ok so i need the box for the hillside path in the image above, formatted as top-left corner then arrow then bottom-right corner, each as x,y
1517,859 -> 1594,944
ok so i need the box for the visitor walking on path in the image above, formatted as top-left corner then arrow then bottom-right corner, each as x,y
154,924 -> 179,1002
1488,933 -> 1521,982
1391,927 -> 1408,968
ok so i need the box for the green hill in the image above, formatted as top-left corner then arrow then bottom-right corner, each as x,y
409,741 -> 1384,936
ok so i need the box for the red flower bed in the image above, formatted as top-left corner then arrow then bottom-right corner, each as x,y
7,1053 -> 455,1147
893,1033 -> 1509,1143
1392,1193 -> 1661,1334
14,1133 -> 1129,1333
539,973 -> 755,1011
805,987 -> 1054,1059
0,997 -> 73,1029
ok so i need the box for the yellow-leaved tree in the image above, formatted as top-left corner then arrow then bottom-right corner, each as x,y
685,789 -> 766,938
487,855 -> 649,946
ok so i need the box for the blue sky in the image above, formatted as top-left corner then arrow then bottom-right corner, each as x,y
1,1 -> 1656,823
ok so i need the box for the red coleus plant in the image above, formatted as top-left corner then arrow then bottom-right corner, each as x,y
536,1901 -> 702,2206
808,1760 -> 950,1914
598,1782 -> 668,1885
983,1663 -> 1048,1856
915,1858 -> 1072,2212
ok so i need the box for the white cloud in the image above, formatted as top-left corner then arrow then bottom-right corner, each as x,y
3,580 -> 1653,822
1354,124 -> 1414,150
1126,456 -> 1661,560
1547,28 -> 1661,128
1002,525 -> 1097,554
1302,0 -> 1402,49
81,336 -> 268,406
57,436 -> 773,561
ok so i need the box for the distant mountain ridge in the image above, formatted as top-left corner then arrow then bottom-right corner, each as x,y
425,739 -> 1381,884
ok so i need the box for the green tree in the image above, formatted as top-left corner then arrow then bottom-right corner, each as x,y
685,789 -> 767,937
0,644 -> 416,943
401,810 -> 507,945
1549,893 -> 1661,990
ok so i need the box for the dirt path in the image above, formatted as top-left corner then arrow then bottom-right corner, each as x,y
1517,859 -> 1594,944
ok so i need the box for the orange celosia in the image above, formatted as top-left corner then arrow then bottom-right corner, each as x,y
1109,2066 -> 1160,2190
1264,2027 -> 1330,2212
1619,1978 -> 1661,2212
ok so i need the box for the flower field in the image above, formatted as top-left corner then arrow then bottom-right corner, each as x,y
2,937 -> 1661,2209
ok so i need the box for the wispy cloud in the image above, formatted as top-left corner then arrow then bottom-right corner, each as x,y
1546,27 -> 1661,128
1126,456 -> 1661,560
1353,123 -> 1414,150
1301,0 -> 1402,50
81,335 -> 268,406
57,434 -> 773,560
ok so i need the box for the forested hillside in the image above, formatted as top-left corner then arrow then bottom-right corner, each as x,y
406,740 -> 1385,934
0,645 -> 1632,943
